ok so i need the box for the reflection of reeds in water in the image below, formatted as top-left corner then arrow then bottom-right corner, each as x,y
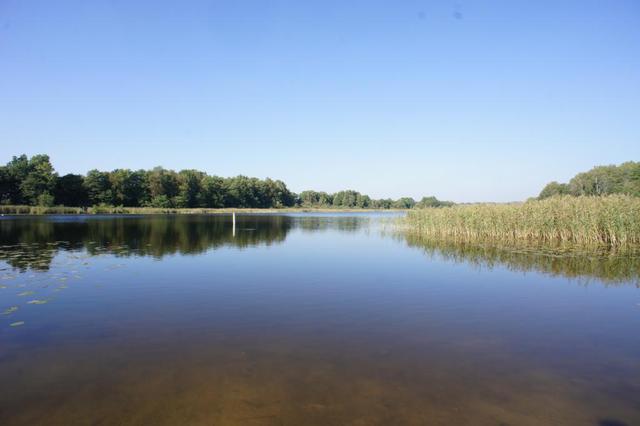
403,195 -> 640,247
402,234 -> 640,286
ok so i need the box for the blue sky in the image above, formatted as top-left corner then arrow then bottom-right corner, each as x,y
1,1 -> 638,202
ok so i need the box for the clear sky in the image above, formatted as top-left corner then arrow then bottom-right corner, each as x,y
1,1 -> 638,202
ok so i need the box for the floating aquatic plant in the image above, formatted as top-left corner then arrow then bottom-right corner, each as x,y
2,306 -> 18,315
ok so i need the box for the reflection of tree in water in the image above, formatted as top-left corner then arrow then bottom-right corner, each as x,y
0,243 -> 58,272
403,234 -> 640,286
81,215 -> 293,257
0,215 -> 291,270
0,215 -> 372,271
295,216 -> 368,233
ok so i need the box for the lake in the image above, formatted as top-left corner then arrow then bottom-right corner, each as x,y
1,213 -> 639,425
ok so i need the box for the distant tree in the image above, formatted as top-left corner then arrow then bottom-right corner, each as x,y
393,197 -> 416,209
539,162 -> 640,198
55,174 -> 88,206
263,178 -> 295,207
538,182 -> 569,199
145,194 -> 171,208
0,166 -> 9,204
84,170 -> 113,205
356,193 -> 371,208
1,155 -> 30,204
371,198 -> 394,209
146,167 -> 179,207
225,175 -> 260,208
333,190 -> 360,207
199,175 -> 226,208
2,152 -> 467,209
620,161 -> 640,196
299,190 -> 319,206
317,192 -> 332,206
175,170 -> 204,208
299,190 -> 333,207
109,169 -> 148,206
416,196 -> 454,208
19,155 -> 57,205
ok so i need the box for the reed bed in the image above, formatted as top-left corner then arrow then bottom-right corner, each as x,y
402,195 -> 640,247
0,205 -> 87,215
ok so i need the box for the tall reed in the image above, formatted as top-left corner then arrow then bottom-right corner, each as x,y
0,205 -> 87,215
402,195 -> 640,247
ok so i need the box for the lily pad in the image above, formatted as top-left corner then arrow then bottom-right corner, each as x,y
2,306 -> 18,315
27,299 -> 48,305
10,321 -> 25,327
17,291 -> 35,297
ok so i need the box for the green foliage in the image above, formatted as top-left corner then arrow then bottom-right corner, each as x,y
1,153 -> 451,210
84,170 -> 113,205
298,190 -> 439,209
36,192 -> 55,207
539,161 -> 640,199
538,181 -> 569,199
332,190 -> 359,207
55,174 -> 88,206
0,165 -> 13,204
393,197 -> 416,209
224,175 -> 260,207
146,194 -> 173,208
263,178 -> 295,208
416,196 -> 454,208
0,155 -> 30,204
110,169 -> 148,207
330,190 -> 375,208
299,190 -> 333,207
147,166 -> 180,206
176,169 -> 204,207
199,175 -> 225,208
22,155 -> 57,206
370,198 -> 394,209
0,155 -> 57,206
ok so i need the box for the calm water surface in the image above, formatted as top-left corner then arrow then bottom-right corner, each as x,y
1,214 -> 639,425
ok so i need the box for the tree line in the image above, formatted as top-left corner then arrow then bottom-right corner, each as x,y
0,154 -> 452,209
538,161 -> 640,199
298,191 -> 453,209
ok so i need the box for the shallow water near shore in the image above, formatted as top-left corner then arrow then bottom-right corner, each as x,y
1,214 -> 639,425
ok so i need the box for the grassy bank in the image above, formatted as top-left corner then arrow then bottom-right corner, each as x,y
402,195 -> 640,247
0,205 -> 405,215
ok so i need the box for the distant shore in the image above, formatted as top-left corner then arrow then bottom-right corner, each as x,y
0,205 -> 408,216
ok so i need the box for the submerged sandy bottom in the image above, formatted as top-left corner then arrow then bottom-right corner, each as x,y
2,325 -> 637,426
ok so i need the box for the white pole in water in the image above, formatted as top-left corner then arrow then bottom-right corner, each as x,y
232,211 -> 236,237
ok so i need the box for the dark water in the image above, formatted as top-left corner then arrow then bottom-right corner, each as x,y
1,214 -> 639,426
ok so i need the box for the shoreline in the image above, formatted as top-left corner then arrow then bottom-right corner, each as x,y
0,205 -> 408,216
